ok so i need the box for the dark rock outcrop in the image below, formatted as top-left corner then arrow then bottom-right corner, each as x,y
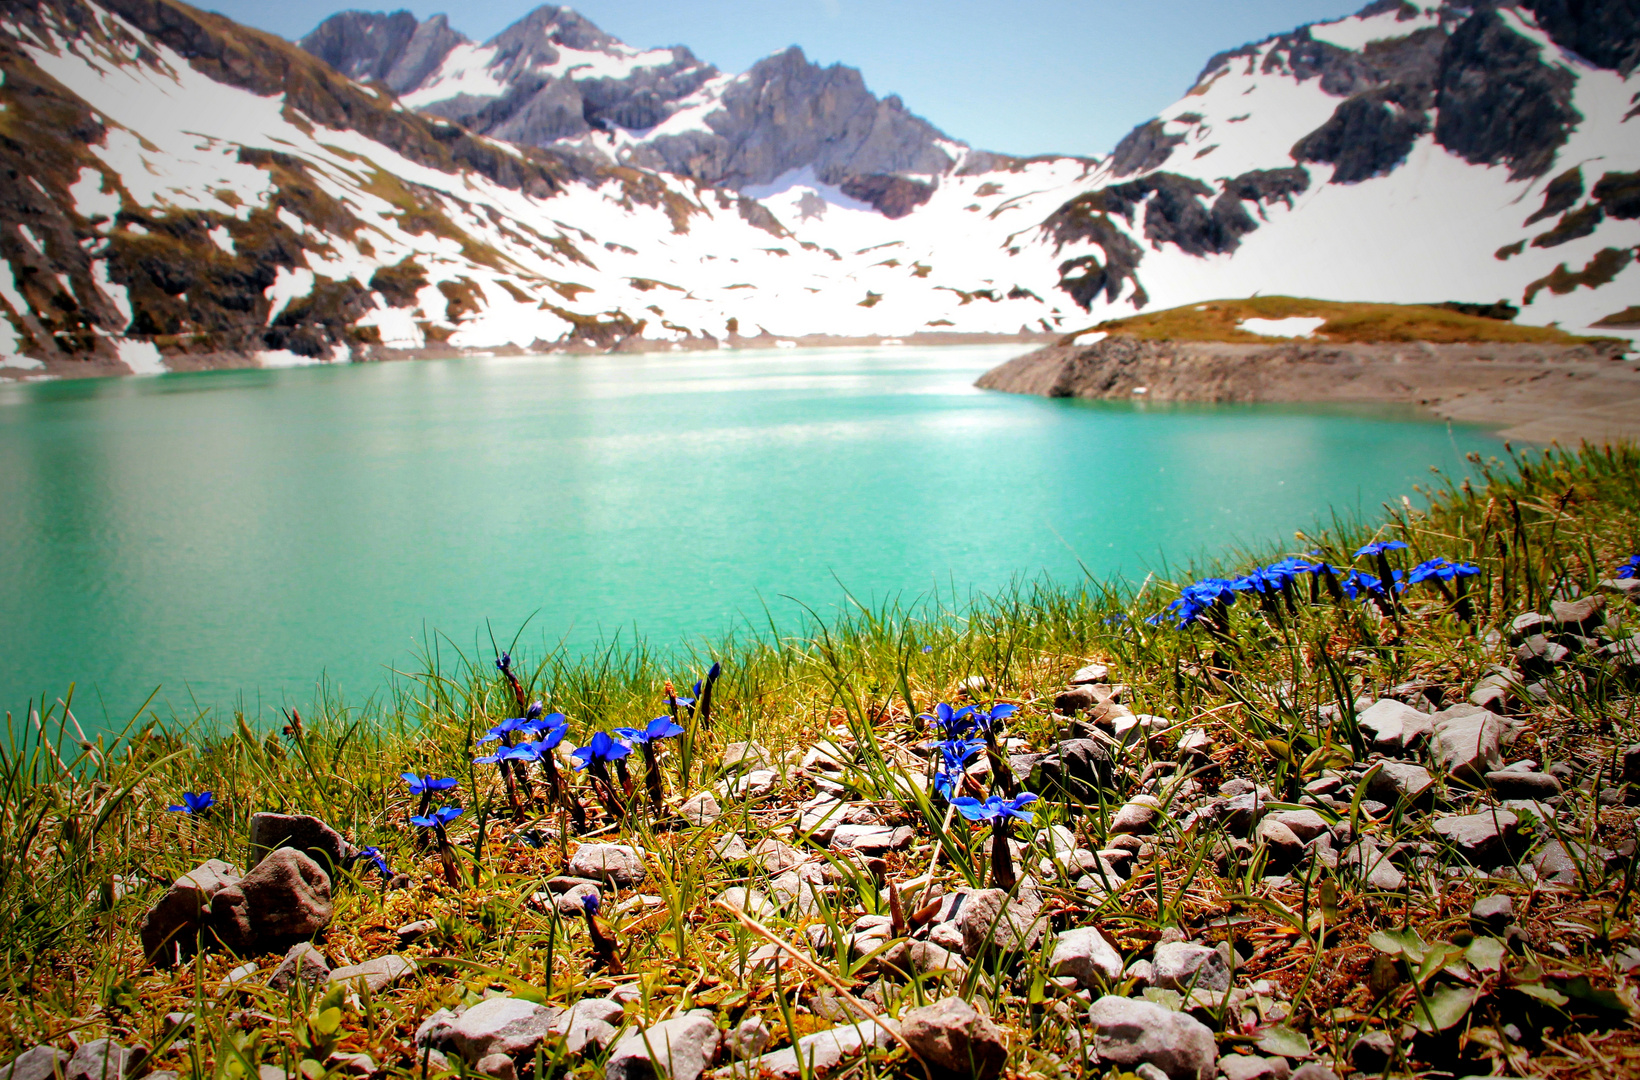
1107,119 -> 1185,178
1293,86 -> 1432,183
1523,0 -> 1640,76
1526,166 -> 1585,224
1435,10 -> 1582,179
838,175 -> 936,219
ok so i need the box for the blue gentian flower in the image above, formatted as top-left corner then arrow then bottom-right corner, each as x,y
357,846 -> 392,879
1354,540 -> 1409,558
940,738 -> 984,773
496,653 -> 513,674
410,806 -> 464,828
950,793 -> 1038,822
478,716 -> 532,745
918,702 -> 976,739
581,892 -> 600,915
526,701 -> 544,720
401,773 -> 458,795
922,645 -> 934,653
971,703 -> 1016,736
1342,569 -> 1405,599
1616,555 -> 1639,580
571,731 -> 631,770
615,717 -> 685,744
166,791 -> 215,814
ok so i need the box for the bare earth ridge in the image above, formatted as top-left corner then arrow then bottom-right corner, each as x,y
975,338 -> 1640,446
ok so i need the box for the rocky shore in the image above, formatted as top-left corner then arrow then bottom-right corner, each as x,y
976,338 -> 1640,445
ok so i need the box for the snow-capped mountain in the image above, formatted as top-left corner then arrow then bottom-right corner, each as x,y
299,7 -> 964,202
0,0 -> 1635,379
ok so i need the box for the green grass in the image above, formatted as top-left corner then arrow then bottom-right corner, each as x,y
4,444 -> 1640,1079
1061,295 -> 1620,347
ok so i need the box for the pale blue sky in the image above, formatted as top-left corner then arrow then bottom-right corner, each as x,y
214,0 -> 1366,156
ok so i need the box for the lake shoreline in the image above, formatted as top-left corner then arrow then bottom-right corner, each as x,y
976,337 -> 1640,446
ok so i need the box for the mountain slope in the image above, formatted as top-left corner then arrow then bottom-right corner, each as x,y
0,0 -> 1635,380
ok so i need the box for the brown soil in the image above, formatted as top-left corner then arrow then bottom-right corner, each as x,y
975,336 -> 1640,446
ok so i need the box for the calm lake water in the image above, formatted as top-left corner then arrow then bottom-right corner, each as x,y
0,345 -> 1505,728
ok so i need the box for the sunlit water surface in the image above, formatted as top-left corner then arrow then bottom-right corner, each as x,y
0,345 -> 1504,728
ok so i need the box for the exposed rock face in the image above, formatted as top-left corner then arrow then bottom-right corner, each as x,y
605,1014 -> 720,1080
247,813 -> 357,874
208,849 -> 334,954
139,859 -> 243,967
1434,10 -> 1581,180
1524,0 -> 1640,75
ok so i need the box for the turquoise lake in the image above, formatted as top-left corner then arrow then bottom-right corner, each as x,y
0,344 -> 1506,729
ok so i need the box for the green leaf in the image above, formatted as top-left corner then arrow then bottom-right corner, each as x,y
1464,935 -> 1505,973
1558,976 -> 1635,1017
1368,927 -> 1428,964
1143,988 -> 1183,1011
1514,982 -> 1569,1006
1319,880 -> 1340,923
1414,943 -> 1467,986
298,1061 -> 325,1080
1256,1025 -> 1312,1058
1410,985 -> 1477,1034
1264,739 -> 1293,763
315,1007 -> 342,1036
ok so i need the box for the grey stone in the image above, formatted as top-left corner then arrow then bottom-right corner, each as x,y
879,940 -> 968,981
1256,819 -> 1305,867
1355,699 -> 1429,752
1071,662 -> 1110,684
567,844 -> 647,887
1432,810 -> 1519,866
216,962 -> 258,996
899,997 -> 1007,1080
553,1008 -> 620,1057
329,955 -> 416,993
474,1055 -> 515,1080
555,883 -> 602,916
1486,769 -> 1561,799
1055,685 -> 1101,714
208,849 -> 333,954
678,792 -> 721,827
749,838 -> 809,875
829,824 -> 913,853
1,1047 -> 70,1080
324,1054 -> 374,1077
726,1018 -> 769,1060
1343,838 -> 1405,890
1533,839 -> 1607,886
1517,634 -> 1572,673
1288,1067 -> 1339,1080
957,888 -> 1045,957
719,1020 -> 896,1080
1050,925 -> 1124,987
425,997 -> 561,1063
1431,705 -> 1509,781
1151,941 -> 1230,993
1272,809 -> 1329,843
1086,995 -> 1215,1080
139,859 -> 243,967
720,741 -> 771,771
1550,593 -> 1605,630
65,1042 -> 140,1080
1219,1055 -> 1291,1080
605,1015 -> 719,1080
717,887 -> 776,920
1365,761 -> 1434,805
710,834 -> 749,861
1471,894 -> 1514,928
396,919 -> 436,943
267,942 -> 330,992
1349,1030 -> 1394,1072
1220,792 -> 1267,836
722,768 -> 777,799
247,813 -> 357,875
1111,795 -> 1161,835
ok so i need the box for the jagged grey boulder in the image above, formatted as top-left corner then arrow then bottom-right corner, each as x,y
1433,810 -> 1519,866
2,1047 -> 70,1080
567,844 -> 647,887
267,942 -> 330,992
957,888 -> 1045,957
606,1014 -> 720,1080
248,813 -> 357,874
899,997 -> 1007,1080
1049,926 -> 1124,987
1151,942 -> 1230,993
208,849 -> 332,954
1431,705 -> 1509,781
140,859 -> 242,967
1086,996 -> 1216,1080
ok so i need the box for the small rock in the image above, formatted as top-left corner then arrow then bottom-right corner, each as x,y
1471,894 -> 1515,929
1026,738 -> 1112,801
324,1053 -> 375,1078
1343,838 -> 1405,890
727,1018 -> 769,1060
721,1020 -> 896,1080
1349,1031 -> 1394,1072
1219,792 -> 1267,836
1550,593 -> 1605,631
1272,809 -> 1329,843
247,813 -> 357,875
1070,662 -> 1109,684
750,838 -> 809,875
1430,705 -> 1510,781
552,1001 -> 622,1057
678,792 -> 721,827
65,1041 -> 141,1080
1055,685 -> 1102,714
267,943 -> 329,992
139,859 -> 243,967
829,824 -> 913,853
899,997 -> 1007,1080
1050,926 -> 1124,987
1289,1067 -> 1340,1080
209,848 -> 333,955
606,1015 -> 720,1080
957,888 -> 1045,958
329,955 -> 416,993
1517,635 -> 1572,674
1365,761 -> 1434,806
475,1055 -> 515,1080
722,769 -> 777,799
1485,769 -> 1561,799
1433,810 -> 1519,866
879,940 -> 969,981
1219,1055 -> 1292,1080
216,962 -> 259,996
568,844 -> 648,887
426,997 -> 560,1063
1151,942 -> 1230,993
1255,819 -> 1305,868
555,883 -> 602,916
718,887 -> 776,920
1,1047 -> 70,1080
396,919 -> 436,944
720,741 -> 771,771
1111,795 -> 1161,835
1086,995 -> 1215,1080
1355,699 -> 1430,752
710,833 -> 749,861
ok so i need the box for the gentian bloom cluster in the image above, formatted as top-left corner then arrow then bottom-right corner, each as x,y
1405,557 -> 1480,585
1616,555 -> 1640,580
615,717 -> 684,811
952,792 -> 1038,890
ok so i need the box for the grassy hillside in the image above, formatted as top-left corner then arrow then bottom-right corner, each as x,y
1063,296 -> 1620,346
4,444 -> 1640,1080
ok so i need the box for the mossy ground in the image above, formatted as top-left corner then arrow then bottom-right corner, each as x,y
4,445 -> 1640,1079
